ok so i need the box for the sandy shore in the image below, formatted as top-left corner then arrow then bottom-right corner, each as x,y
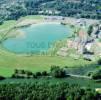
30,21 -> 60,28
64,17 -> 99,25
16,19 -> 61,28
15,19 -> 62,38
16,30 -> 26,38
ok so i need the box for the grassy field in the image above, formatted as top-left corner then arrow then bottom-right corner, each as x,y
0,38 -> 93,77
0,15 -> 43,30
0,15 -> 96,77
0,20 -> 16,30
0,45 -> 93,77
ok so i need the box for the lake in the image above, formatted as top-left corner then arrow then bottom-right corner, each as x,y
3,23 -> 72,53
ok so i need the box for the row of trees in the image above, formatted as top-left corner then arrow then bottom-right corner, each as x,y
11,62 -> 101,80
11,66 -> 67,79
0,81 -> 101,100
0,63 -> 101,80
12,69 -> 49,79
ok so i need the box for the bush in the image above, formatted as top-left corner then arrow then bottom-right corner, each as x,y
14,69 -> 18,74
26,71 -> 33,78
97,59 -> 101,65
87,71 -> 93,77
0,20 -> 3,25
36,72 -> 42,77
11,74 -> 16,78
33,74 -> 37,78
51,66 -> 66,78
87,25 -> 93,36
0,76 -> 5,80
92,69 -> 101,80
42,71 -> 48,76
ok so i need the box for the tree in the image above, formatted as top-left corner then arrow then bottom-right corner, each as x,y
35,72 -> 42,77
42,71 -> 48,76
14,69 -> 18,74
92,69 -> 101,80
0,76 -> 5,80
50,66 -> 66,78
0,20 -> 3,25
97,59 -> 101,65
87,25 -> 93,36
0,81 -> 100,100
26,71 -> 33,78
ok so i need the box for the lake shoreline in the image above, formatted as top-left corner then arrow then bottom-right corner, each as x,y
1,15 -> 99,55
16,15 -> 99,28
3,23 -> 70,54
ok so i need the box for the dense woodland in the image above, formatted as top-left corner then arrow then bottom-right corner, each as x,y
0,65 -> 101,100
0,82 -> 101,100
0,0 -> 101,24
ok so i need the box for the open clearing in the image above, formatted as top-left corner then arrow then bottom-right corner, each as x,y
0,46 -> 92,77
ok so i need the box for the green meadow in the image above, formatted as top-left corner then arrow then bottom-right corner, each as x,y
0,46 -> 92,77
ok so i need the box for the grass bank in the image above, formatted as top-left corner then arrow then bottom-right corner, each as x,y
0,46 -> 93,77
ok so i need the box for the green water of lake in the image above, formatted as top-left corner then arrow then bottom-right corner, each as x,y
3,23 -> 72,53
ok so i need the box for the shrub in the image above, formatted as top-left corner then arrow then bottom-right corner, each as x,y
14,69 -> 18,74
42,71 -> 48,76
26,71 -> 33,78
51,66 -> 66,78
36,72 -> 42,77
92,69 -> 101,80
20,70 -> 26,74
87,71 -> 93,77
11,74 -> 16,78
97,59 -> 101,65
87,25 -> 93,36
0,76 -> 5,80
33,74 -> 37,78
0,20 -> 3,25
